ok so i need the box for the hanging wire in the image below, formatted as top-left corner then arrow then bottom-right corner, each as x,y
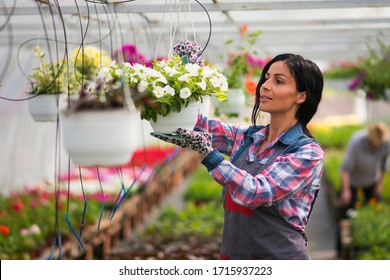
0,0 -> 15,84
155,0 -> 169,60
108,163 -> 147,221
0,0 -> 16,32
40,0 -> 69,260
95,166 -> 106,233
65,166 -> 87,252
84,0 -> 136,4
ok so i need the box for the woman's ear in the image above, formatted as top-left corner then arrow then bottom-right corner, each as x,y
296,91 -> 307,104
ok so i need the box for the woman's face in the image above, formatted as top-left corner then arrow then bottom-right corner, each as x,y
259,61 -> 306,116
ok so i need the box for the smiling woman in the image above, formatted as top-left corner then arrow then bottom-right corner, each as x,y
152,53 -> 325,260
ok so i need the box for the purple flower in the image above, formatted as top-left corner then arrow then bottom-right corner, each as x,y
348,70 -> 365,91
348,76 -> 360,90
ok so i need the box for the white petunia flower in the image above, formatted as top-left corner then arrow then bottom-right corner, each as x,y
158,59 -> 167,68
220,80 -> 228,91
97,67 -> 110,80
180,87 -> 192,99
178,74 -> 190,82
137,80 -> 148,92
163,66 -> 179,77
164,85 -> 176,96
132,63 -> 146,72
201,66 -> 214,78
153,86 -> 165,98
198,79 -> 207,91
185,63 -> 200,76
115,68 -> 123,77
210,76 -> 222,88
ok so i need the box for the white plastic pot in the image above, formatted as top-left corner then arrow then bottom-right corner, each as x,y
149,97 -> 211,133
28,93 -> 67,122
62,109 -> 141,167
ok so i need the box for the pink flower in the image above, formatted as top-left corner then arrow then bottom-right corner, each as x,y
30,200 -> 39,208
20,228 -> 29,236
115,44 -> 148,65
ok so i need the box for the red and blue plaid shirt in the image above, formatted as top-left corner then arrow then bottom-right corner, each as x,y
194,114 -> 324,231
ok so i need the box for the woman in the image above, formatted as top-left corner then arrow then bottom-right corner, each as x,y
152,53 -> 324,259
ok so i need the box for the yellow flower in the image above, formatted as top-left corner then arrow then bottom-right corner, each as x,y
72,45 -> 112,80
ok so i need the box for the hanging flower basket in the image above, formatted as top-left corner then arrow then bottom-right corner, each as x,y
28,93 -> 67,122
124,41 -> 228,133
27,47 -> 80,122
61,60 -> 142,167
149,96 -> 210,133
62,109 -> 141,166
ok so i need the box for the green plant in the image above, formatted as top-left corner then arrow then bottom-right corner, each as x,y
221,25 -> 262,89
323,149 -> 343,194
184,167 -> 221,203
143,201 -> 224,239
29,47 -> 79,95
323,60 -> 360,80
311,123 -> 364,149
124,53 -> 228,122
350,203 -> 390,259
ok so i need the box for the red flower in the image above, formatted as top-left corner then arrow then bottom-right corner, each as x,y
240,23 -> 248,39
245,80 -> 257,95
11,200 -> 24,213
0,225 -> 10,236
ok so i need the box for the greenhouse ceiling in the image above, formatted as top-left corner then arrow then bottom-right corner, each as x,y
1,0 -> 390,69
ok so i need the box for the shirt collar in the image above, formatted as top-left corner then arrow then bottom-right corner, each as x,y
278,123 -> 304,145
251,122 -> 304,145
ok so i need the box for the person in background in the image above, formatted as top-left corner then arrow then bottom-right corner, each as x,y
340,122 -> 390,210
152,53 -> 324,260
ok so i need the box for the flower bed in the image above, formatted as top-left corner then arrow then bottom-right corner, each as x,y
0,146 -> 198,260
109,166 -> 224,260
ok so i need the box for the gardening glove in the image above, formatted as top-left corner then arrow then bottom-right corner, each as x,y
150,131 -> 190,149
151,128 -> 214,156
176,128 -> 214,156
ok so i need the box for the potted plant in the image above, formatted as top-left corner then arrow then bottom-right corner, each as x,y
123,40 -> 229,133
348,38 -> 390,100
214,24 -> 262,117
61,60 -> 142,167
27,47 -> 79,122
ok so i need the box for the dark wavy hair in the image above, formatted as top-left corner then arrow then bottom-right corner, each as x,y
251,53 -> 323,137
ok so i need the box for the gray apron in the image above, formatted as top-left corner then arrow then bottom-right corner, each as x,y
221,134 -> 314,260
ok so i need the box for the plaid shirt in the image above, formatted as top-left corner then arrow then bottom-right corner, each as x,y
195,114 -> 324,231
